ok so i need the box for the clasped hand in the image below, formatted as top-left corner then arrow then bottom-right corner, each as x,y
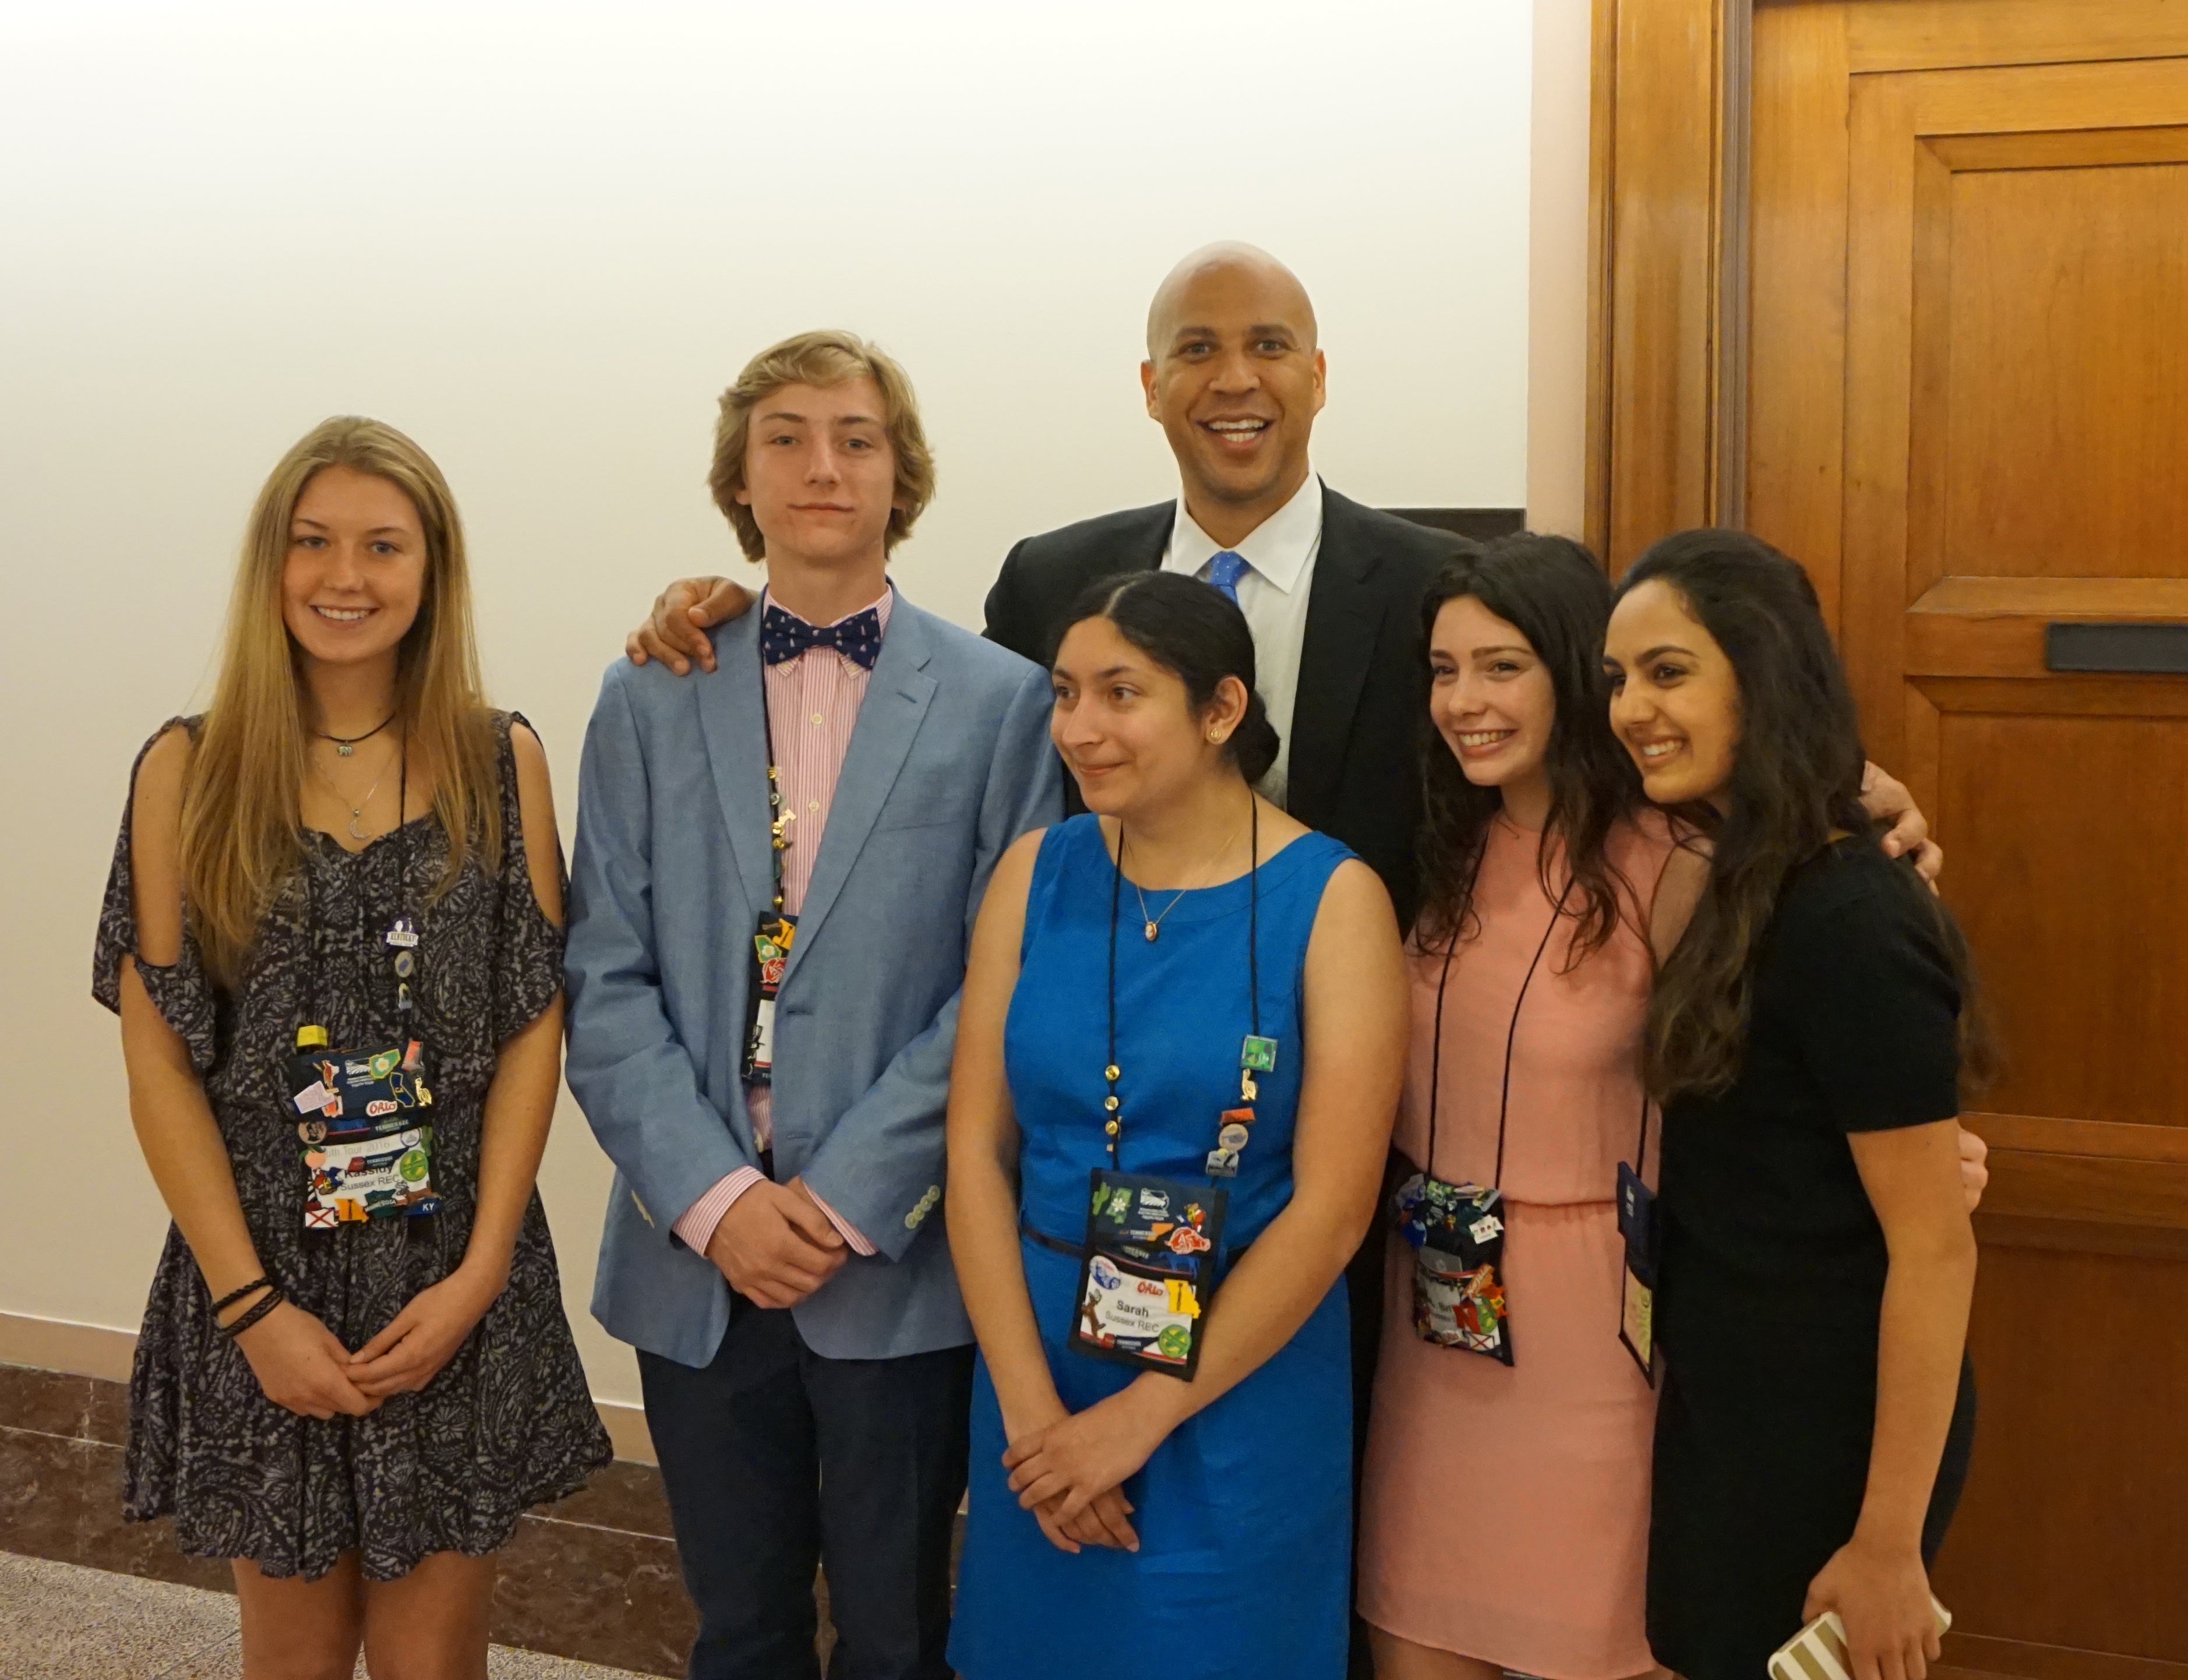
234,1261 -> 504,1418
1004,1388 -> 1177,1556
705,1177 -> 849,1309
348,1263 -> 504,1399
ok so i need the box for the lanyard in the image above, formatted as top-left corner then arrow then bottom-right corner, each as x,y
1423,867 -> 1573,1190
757,616 -> 791,915
1102,793 -> 1260,1176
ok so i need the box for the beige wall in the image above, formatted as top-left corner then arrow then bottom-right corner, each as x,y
0,2 -> 1583,1413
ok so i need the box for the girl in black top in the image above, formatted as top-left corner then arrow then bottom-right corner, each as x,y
1601,530 -> 1984,1680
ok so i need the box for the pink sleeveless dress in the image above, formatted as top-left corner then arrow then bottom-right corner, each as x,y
1357,811 -> 1675,1680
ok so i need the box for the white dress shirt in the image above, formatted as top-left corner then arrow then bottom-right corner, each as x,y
1161,471 -> 1324,809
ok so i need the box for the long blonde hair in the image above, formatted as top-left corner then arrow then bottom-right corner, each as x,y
181,416 -> 500,986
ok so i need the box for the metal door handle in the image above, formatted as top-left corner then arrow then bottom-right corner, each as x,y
2044,622 -> 2188,675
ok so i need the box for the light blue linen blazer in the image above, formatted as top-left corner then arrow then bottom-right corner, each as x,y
564,592 -> 1060,1367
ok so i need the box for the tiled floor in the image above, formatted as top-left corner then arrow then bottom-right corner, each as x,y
0,1553 -> 658,1680
0,1363 -> 696,1673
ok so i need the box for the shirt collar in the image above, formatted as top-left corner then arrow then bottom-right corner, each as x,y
1161,472 -> 1324,595
758,582 -> 895,634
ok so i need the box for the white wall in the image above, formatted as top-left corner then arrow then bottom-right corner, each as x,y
0,1 -> 1540,1410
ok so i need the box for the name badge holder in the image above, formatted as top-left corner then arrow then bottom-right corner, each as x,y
1392,880 -> 1574,1365
290,746 -> 440,1229
1615,1094 -> 1657,1383
1068,797 -> 1270,1382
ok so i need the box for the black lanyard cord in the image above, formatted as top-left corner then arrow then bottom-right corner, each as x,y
1247,794 -> 1261,1043
1104,830 -> 1124,1163
756,617 -> 789,917
1103,790 -> 1259,1173
1424,866 -> 1573,1191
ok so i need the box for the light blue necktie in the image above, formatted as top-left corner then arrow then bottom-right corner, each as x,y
1205,549 -> 1249,605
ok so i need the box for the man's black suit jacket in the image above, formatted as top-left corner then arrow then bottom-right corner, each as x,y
983,483 -> 1469,928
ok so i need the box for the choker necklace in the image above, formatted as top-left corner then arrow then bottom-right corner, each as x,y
316,713 -> 396,757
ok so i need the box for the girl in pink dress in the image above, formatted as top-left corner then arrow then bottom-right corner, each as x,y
1357,538 -> 1973,1680
1357,536 -> 1682,1680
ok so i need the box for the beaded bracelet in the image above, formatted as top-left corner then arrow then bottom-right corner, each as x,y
209,1276 -> 272,1317
216,1285 -> 285,1340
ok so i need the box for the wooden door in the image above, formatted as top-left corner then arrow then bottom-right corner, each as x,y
1749,6 -> 2188,1677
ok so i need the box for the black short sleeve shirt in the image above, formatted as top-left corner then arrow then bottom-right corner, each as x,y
1658,836 -> 1964,1336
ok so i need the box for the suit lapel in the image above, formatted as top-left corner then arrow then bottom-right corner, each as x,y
1286,487 -> 1384,830
1125,506 -> 1171,573
694,608 -> 782,924
781,601 -> 938,984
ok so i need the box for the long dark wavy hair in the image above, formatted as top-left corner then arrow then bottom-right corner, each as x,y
1413,535 -> 1646,969
1621,529 -> 1993,1097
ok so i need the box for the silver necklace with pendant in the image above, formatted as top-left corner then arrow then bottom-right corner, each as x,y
1127,816 -> 1247,941
316,744 -> 393,841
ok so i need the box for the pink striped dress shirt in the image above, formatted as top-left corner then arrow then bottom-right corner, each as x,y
672,588 -> 894,1260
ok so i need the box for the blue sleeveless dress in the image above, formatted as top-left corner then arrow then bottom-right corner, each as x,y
948,816 -> 1356,1680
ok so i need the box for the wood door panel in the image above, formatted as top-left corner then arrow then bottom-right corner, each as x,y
1597,0 -> 1728,567
1848,0 -> 2188,75
1972,1113 -> 2188,1164
1751,0 -> 1854,627
1975,1209 -> 2188,1263
1977,1149 -> 2188,1227
1908,578 -> 2188,679
1933,708 -> 2188,1127
1923,137 -> 2188,581
1915,674 -> 2188,716
1935,1241 -> 2188,1656
1843,57 -> 2188,763
1748,11 -> 2188,1673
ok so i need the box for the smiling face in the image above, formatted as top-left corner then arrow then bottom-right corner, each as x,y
1603,578 -> 1742,809
1428,594 -> 1558,813
1050,615 -> 1245,818
1141,248 -> 1326,530
281,464 -> 428,670
736,376 -> 902,572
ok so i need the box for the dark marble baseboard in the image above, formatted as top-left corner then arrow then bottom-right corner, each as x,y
0,1362 -> 698,1676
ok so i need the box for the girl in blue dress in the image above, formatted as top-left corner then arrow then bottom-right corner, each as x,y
944,571 -> 1409,1680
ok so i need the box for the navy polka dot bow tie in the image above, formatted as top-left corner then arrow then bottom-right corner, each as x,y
760,602 -> 883,670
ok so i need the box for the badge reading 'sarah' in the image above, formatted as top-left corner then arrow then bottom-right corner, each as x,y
1069,1169 -> 1228,1380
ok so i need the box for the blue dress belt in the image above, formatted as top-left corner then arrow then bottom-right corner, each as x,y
1018,1215 -> 1251,1265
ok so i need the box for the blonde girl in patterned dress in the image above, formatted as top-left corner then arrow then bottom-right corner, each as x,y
97,417 -> 608,1678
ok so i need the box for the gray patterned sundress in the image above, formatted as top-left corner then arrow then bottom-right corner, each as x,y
93,711 -> 610,1580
